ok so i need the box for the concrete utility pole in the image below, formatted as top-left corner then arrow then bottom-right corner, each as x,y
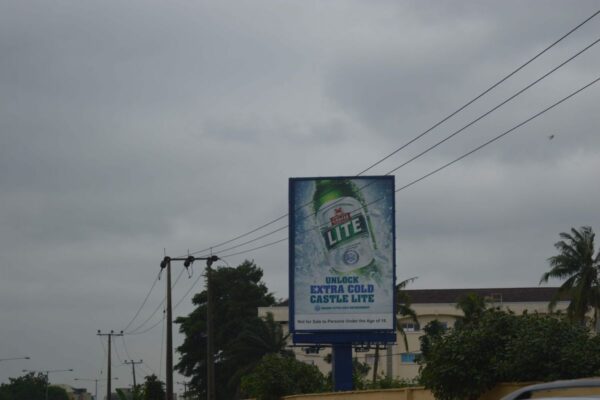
160,255 -> 218,400
124,360 -> 143,390
97,330 -> 123,400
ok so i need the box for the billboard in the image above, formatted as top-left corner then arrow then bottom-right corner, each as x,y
289,176 -> 395,333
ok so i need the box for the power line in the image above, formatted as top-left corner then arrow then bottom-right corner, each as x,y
120,336 -> 156,377
393,75 -> 600,193
125,267 -> 186,335
356,9 -> 600,175
112,336 -> 124,364
189,214 -> 287,256
125,260 -> 222,336
384,36 -> 600,176
220,237 -> 288,259
217,75 -> 600,260
185,34 -> 600,261
122,271 -> 161,333
182,9 -> 600,258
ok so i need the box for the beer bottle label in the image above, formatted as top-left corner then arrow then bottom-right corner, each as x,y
316,196 -> 375,273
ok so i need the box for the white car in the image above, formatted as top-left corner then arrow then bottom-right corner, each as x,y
501,378 -> 600,400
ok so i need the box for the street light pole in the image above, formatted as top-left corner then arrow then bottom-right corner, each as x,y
0,356 -> 30,362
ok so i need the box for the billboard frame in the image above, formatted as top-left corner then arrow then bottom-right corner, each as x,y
289,175 -> 396,345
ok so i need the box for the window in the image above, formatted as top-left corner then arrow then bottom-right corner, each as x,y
400,322 -> 420,332
401,352 -> 421,364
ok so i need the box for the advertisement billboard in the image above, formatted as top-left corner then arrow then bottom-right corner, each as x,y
289,176 -> 396,334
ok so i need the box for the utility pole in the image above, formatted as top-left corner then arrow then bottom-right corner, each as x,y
176,381 -> 189,399
97,330 -> 123,400
160,255 -> 218,400
124,360 -> 143,390
205,256 -> 216,400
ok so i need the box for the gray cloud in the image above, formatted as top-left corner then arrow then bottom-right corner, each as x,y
1,1 -> 599,398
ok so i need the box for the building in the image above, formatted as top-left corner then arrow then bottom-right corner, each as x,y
258,287 -> 569,381
55,385 -> 93,400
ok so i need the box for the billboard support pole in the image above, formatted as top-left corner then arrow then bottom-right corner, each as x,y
332,343 -> 353,391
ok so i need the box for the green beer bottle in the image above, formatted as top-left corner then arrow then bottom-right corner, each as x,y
313,179 -> 377,274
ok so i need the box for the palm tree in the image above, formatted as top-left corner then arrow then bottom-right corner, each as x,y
396,277 -> 419,350
454,292 -> 487,328
540,226 -> 600,326
371,277 -> 418,383
225,312 -> 292,395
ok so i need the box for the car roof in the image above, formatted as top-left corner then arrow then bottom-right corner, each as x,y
501,379 -> 600,400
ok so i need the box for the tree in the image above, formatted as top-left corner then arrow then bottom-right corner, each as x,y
396,277 -> 419,350
419,309 -> 600,400
419,319 -> 448,360
0,372 -> 68,400
540,226 -> 600,325
225,312 -> 293,388
240,353 -> 327,400
454,292 -> 487,328
140,375 -> 165,400
175,260 -> 276,399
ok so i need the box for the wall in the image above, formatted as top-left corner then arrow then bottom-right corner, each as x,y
282,383 -> 556,400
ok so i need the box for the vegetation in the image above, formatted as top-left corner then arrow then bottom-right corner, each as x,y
0,372 -> 69,400
140,374 -> 165,400
240,353 -> 327,400
175,260 -> 276,399
540,226 -> 600,326
419,309 -> 600,400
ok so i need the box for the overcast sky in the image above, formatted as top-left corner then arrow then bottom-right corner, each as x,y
1,1 -> 599,398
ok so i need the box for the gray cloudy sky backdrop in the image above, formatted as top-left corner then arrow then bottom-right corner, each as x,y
1,1 -> 599,398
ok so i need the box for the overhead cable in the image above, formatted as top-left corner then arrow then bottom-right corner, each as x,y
217,76 -> 600,259
184,9 -> 600,258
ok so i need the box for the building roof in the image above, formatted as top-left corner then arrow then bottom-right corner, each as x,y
404,287 -> 566,304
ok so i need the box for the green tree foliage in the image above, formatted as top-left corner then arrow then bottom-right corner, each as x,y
0,372 -> 69,400
226,312 -> 292,386
419,309 -> 600,400
454,292 -> 487,327
140,375 -> 165,400
419,319 -> 447,360
175,260 -> 276,399
540,226 -> 600,325
240,353 -> 327,400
